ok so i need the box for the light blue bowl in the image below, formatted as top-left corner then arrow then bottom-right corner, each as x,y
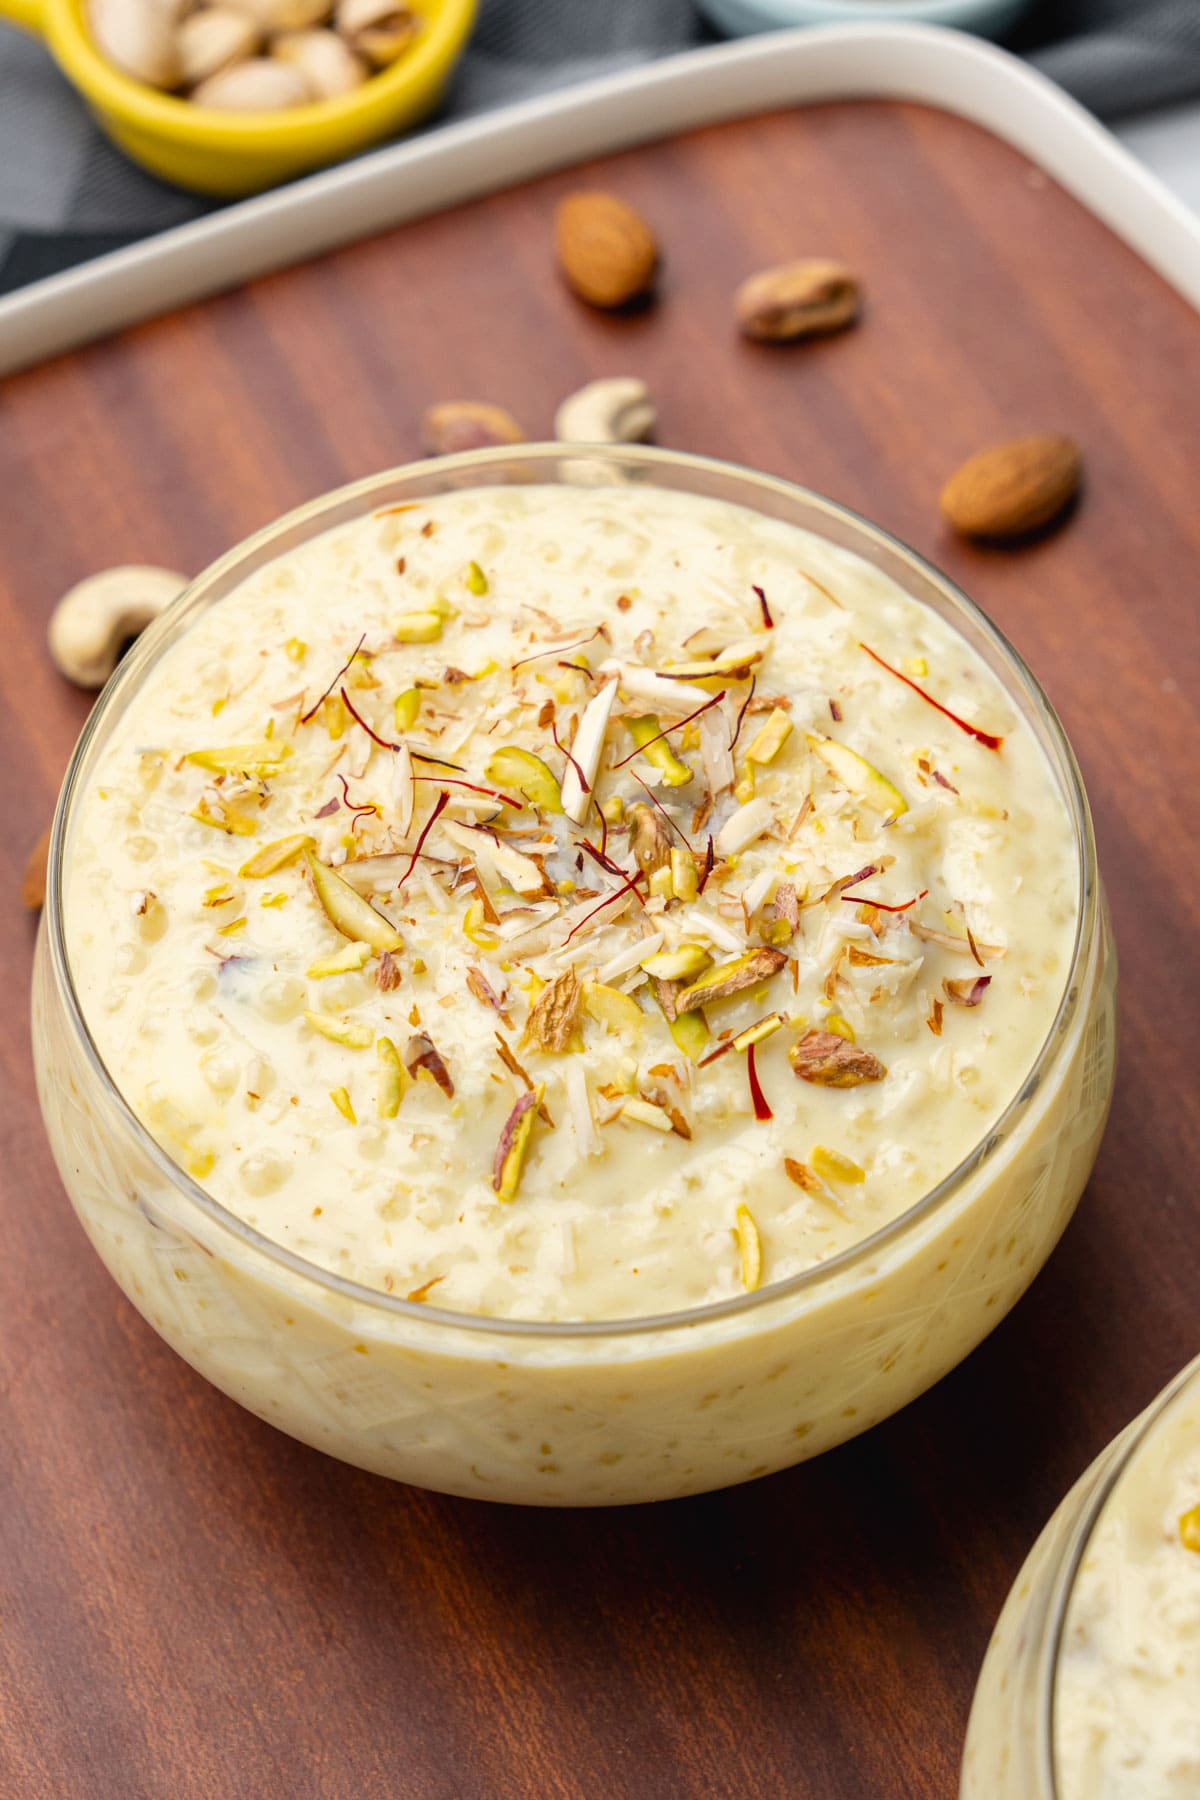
696,0 -> 1034,41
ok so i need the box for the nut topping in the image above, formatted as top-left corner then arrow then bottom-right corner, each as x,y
735,259 -> 860,343
554,190 -> 658,309
789,1029 -> 886,1087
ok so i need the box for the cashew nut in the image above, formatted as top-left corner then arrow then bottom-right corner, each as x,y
554,377 -> 656,446
22,824 -> 52,912
273,27 -> 367,98
48,566 -> 189,689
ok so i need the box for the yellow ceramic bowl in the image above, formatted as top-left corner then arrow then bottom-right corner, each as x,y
0,0 -> 476,196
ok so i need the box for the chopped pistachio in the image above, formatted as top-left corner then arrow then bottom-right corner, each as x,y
238,832 -> 315,878
744,709 -> 793,766
626,715 -> 692,787
735,1204 -> 763,1291
628,802 -> 673,876
824,1014 -> 856,1042
307,940 -> 372,979
305,1011 -> 374,1049
393,610 -> 444,644
811,1145 -> 866,1184
305,850 -> 404,953
484,746 -> 563,814
619,1097 -> 675,1132
789,1028 -> 886,1086
405,1032 -> 455,1097
465,560 -> 489,596
943,974 -> 992,1007
394,687 -> 421,732
285,637 -> 307,663
463,899 -> 499,949
216,916 -> 246,937
376,1035 -> 407,1119
670,846 -> 699,903
641,943 -> 713,982
648,866 -> 674,899
493,1086 -> 542,1202
190,795 -> 259,836
600,795 -> 625,825
667,1008 -> 710,1062
1179,1503 -> 1200,1553
186,742 -> 292,778
583,983 -> 644,1033
733,770 -> 756,805
330,1086 -> 357,1122
663,640 -> 767,680
677,948 -> 787,1012
808,733 -> 907,819
322,694 -> 347,739
732,1012 -> 785,1052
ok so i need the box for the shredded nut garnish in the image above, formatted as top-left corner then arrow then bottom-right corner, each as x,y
676,947 -> 787,1012
943,974 -> 992,1007
784,1157 -> 824,1194
628,802 -> 673,876
788,1028 -> 886,1086
910,921 -> 1005,960
927,996 -> 944,1036
735,1203 -> 763,1291
641,1084 -> 691,1139
525,966 -> 583,1053
466,964 -> 510,1022
495,1034 -> 555,1125
404,1032 -> 455,1097
376,950 -> 402,992
493,1087 -> 542,1202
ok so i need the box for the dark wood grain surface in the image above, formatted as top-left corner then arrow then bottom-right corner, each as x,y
1,99 -> 1197,1800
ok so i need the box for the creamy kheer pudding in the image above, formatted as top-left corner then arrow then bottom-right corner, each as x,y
64,482 -> 1071,1322
36,453 -> 1114,1502
1056,1379 -> 1200,1798
962,1358 -> 1200,1800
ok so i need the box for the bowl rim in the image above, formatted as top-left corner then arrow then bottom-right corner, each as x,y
44,442 -> 1097,1341
46,0 -> 476,147
699,0 -> 1029,25
1041,1348 -> 1200,1797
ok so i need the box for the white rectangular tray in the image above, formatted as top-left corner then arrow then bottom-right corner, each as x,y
1,20 -> 1197,377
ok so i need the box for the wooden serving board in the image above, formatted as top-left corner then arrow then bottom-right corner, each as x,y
2,98 -> 1198,1800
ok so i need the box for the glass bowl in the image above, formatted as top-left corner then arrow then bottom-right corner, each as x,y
32,445 -> 1116,1506
961,1351 -> 1200,1798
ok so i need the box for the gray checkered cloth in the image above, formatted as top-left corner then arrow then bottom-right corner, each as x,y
1,0 -> 1197,293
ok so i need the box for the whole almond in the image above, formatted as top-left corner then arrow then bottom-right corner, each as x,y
941,435 -> 1082,539
735,259 -> 859,342
421,401 -> 526,456
22,823 -> 52,911
554,191 -> 658,310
